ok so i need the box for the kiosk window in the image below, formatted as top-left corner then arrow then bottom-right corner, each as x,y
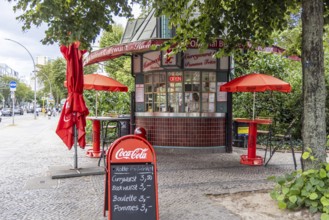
145,73 -> 167,112
201,72 -> 216,112
144,74 -> 153,112
185,71 -> 200,113
168,72 -> 183,112
143,71 -> 216,113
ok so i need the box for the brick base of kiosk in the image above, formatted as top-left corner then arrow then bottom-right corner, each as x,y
104,135 -> 159,220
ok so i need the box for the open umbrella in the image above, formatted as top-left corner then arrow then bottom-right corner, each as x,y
220,73 -> 291,119
56,42 -> 89,169
65,73 -> 128,116
84,73 -> 128,116
220,73 -> 291,166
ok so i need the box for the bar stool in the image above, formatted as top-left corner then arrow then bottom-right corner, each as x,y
98,121 -> 119,167
264,118 -> 297,170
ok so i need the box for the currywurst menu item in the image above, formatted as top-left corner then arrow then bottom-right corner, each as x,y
110,164 -> 156,220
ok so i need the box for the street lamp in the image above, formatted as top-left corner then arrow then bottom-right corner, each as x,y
5,38 -> 37,119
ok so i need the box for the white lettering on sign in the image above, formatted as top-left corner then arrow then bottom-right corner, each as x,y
112,175 -> 137,184
115,148 -> 148,160
113,194 -> 138,202
113,204 -> 139,212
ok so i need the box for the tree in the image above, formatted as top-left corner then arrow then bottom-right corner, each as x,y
37,58 -> 66,106
36,57 -> 98,106
0,76 -> 34,107
83,25 -> 134,116
150,0 -> 327,169
100,25 -> 134,90
7,0 -> 136,49
300,1 -> 326,167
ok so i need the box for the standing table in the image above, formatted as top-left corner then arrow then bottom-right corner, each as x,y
86,116 -> 130,158
234,118 -> 272,166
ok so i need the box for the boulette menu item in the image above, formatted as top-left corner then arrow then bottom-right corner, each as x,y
110,164 -> 156,220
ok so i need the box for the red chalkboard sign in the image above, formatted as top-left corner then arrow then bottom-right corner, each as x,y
104,135 -> 159,220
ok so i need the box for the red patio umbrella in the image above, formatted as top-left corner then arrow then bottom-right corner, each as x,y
64,73 -> 128,91
64,73 -> 128,115
56,42 -> 89,169
220,73 -> 291,119
220,73 -> 291,166
83,73 -> 128,92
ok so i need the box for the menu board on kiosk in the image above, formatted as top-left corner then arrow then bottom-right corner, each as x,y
105,135 -> 159,220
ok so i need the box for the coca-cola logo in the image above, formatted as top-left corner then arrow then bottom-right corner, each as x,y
115,148 -> 148,160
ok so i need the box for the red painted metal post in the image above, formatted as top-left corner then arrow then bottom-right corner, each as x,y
86,120 -> 102,157
247,123 -> 257,159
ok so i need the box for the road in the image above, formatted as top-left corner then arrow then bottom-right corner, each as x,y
0,113 -> 34,127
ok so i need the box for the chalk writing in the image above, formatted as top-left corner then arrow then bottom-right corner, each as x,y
110,164 -> 156,220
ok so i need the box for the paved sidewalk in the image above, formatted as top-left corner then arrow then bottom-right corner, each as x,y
0,115 -> 300,220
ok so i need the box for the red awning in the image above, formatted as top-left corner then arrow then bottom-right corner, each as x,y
84,39 -> 300,66
84,39 -> 168,66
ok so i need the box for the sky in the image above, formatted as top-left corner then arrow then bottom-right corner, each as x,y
0,1 -> 140,82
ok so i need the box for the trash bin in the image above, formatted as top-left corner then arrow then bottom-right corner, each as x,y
233,121 -> 249,148
118,115 -> 130,137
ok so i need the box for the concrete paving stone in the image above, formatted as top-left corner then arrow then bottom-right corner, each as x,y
0,115 -> 304,220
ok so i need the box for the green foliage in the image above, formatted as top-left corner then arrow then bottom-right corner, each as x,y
37,58 -> 67,105
233,51 -> 302,138
7,0 -> 137,49
270,149 -> 329,219
83,24 -> 133,117
151,0 -> 301,54
0,76 -> 34,107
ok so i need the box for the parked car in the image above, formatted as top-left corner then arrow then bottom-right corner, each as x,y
14,107 -> 24,115
2,108 -> 12,116
26,108 -> 34,113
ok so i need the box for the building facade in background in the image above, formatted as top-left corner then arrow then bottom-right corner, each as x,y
0,63 -> 19,78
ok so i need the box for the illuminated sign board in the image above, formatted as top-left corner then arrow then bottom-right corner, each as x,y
168,76 -> 182,83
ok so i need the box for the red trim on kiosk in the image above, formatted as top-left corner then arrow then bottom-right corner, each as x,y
104,135 -> 159,220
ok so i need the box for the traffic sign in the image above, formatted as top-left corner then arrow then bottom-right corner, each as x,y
9,81 -> 16,91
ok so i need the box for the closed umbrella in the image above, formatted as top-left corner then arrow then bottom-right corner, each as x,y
56,42 -> 89,169
64,73 -> 128,158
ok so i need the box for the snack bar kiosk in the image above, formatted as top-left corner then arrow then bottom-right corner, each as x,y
84,10 -> 233,152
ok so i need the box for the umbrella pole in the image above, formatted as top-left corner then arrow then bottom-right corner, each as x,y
74,124 -> 78,169
96,91 -> 98,117
252,92 -> 256,120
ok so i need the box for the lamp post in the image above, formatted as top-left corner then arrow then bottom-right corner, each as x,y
5,38 -> 37,119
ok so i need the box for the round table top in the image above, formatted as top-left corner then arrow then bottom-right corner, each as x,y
234,118 -> 272,125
